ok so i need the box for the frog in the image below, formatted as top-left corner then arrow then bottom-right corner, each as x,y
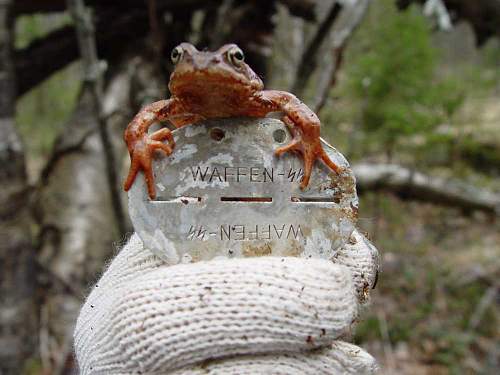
124,42 -> 342,199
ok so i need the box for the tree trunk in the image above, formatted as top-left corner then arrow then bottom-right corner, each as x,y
0,1 -> 38,373
35,55 -> 164,373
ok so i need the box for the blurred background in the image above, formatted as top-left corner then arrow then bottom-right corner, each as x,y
1,0 -> 499,374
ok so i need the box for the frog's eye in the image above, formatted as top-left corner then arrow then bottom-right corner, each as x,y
227,47 -> 245,66
171,46 -> 183,64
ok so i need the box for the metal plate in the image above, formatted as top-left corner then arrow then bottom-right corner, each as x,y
128,117 -> 358,264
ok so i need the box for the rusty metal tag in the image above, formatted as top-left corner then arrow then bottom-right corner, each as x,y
128,117 -> 358,264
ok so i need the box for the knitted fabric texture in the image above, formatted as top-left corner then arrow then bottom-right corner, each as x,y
74,232 -> 378,374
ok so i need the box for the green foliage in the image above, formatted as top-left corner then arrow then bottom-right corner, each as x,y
16,62 -> 81,159
482,39 -> 500,75
345,0 -> 465,155
22,357 -> 43,375
15,13 -> 71,49
15,14 -> 80,163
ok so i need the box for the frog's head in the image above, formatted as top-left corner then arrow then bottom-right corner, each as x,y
168,43 -> 264,97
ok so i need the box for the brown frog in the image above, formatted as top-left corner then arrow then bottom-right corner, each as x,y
124,43 -> 342,198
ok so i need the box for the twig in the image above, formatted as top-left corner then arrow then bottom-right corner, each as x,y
313,45 -> 344,113
468,284 -> 498,331
423,0 -> 452,30
313,0 -> 371,113
66,0 -> 126,236
377,310 -> 396,372
290,1 -> 342,96
147,0 -> 164,63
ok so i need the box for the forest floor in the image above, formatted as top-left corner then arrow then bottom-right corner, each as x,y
358,193 -> 499,374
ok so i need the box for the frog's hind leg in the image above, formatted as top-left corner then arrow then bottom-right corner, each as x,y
274,115 -> 313,187
275,115 -> 342,189
275,115 -> 300,155
256,90 -> 343,189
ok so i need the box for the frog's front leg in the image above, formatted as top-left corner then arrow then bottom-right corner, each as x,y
123,99 -> 183,199
253,90 -> 342,189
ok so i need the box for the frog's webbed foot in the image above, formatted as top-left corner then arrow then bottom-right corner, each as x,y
124,128 -> 175,199
275,121 -> 342,189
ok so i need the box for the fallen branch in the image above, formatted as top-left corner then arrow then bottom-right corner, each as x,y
353,163 -> 500,216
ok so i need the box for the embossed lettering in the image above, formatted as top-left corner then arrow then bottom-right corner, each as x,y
209,167 -> 223,182
190,166 -> 210,181
224,167 -> 235,181
187,225 -> 207,240
250,167 -> 261,182
233,225 -> 245,240
187,225 -> 197,240
193,224 -> 303,241
189,165 -> 304,184
287,225 -> 303,239
236,167 -> 247,182
263,167 -> 274,182
220,225 -> 231,240
248,225 -> 259,240
261,225 -> 271,240
273,224 -> 286,239
287,168 -> 303,182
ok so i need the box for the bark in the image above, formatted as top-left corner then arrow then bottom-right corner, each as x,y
278,0 -> 316,20
290,1 -> 342,96
35,69 -> 129,374
289,0 -> 371,106
353,163 -> 500,215
312,0 -> 371,113
0,0 -> 37,373
67,0 -> 126,236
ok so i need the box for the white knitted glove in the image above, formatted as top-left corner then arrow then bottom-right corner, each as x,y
74,230 -> 379,374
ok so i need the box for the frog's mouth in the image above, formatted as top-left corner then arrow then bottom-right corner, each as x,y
169,69 -> 255,96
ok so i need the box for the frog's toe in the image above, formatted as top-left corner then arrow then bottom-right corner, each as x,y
124,137 -> 158,199
275,139 -> 300,156
299,154 -> 315,189
142,157 -> 155,199
320,149 -> 342,174
151,128 -> 175,147
124,156 -> 141,192
151,140 -> 173,156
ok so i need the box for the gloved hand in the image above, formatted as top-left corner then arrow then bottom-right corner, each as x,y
74,229 -> 379,374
